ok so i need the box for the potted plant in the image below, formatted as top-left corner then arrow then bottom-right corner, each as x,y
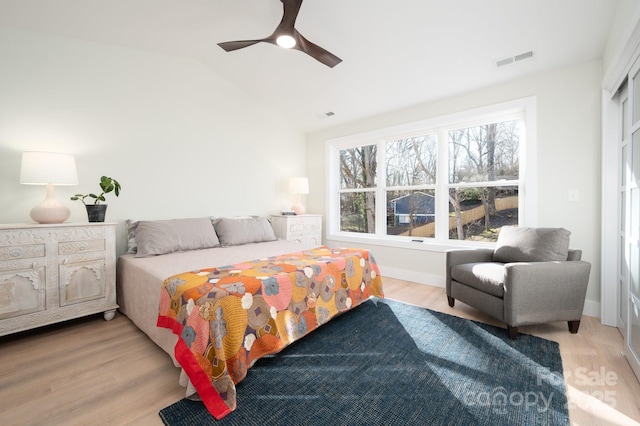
71,176 -> 122,222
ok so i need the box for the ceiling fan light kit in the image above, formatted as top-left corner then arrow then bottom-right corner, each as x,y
276,34 -> 296,49
218,0 -> 342,68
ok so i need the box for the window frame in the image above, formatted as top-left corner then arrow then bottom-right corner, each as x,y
325,97 -> 537,251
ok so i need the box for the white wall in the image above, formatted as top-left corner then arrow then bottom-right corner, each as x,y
306,60 -> 603,316
603,0 -> 640,75
0,27 -> 305,254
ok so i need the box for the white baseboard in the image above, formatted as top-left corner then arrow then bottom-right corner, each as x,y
379,265 -> 445,288
582,299 -> 601,320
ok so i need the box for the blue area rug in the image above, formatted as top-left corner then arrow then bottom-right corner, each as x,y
159,298 -> 568,425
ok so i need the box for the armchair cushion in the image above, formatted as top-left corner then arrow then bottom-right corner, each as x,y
451,262 -> 506,298
493,226 -> 571,263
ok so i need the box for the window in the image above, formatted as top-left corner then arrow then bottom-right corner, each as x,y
386,135 -> 437,238
447,120 -> 520,241
339,144 -> 377,233
327,98 -> 533,245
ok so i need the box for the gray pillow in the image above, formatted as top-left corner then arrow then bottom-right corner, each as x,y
125,219 -> 139,253
134,217 -> 220,257
493,226 -> 571,263
213,216 -> 277,246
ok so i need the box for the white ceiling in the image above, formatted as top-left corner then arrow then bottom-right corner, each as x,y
0,0 -> 620,133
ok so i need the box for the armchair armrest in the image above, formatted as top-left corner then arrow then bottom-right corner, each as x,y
445,248 -> 494,293
504,260 -> 591,326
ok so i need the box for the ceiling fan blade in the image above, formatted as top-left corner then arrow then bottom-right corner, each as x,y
274,0 -> 302,34
217,40 -> 263,52
294,32 -> 342,68
218,0 -> 301,51
217,0 -> 342,68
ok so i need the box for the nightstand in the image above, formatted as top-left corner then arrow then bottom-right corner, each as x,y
0,222 -> 117,336
270,214 -> 322,245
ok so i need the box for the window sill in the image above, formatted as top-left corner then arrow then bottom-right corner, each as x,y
325,232 -> 496,253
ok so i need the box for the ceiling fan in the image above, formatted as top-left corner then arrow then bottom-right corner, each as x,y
217,0 -> 342,68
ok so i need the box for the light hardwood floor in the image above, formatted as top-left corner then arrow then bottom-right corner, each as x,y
1,278 -> 639,425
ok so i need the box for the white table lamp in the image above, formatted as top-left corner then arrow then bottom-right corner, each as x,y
20,152 -> 78,224
289,177 -> 309,215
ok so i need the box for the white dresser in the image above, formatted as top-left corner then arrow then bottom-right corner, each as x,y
270,214 -> 322,245
0,222 -> 117,336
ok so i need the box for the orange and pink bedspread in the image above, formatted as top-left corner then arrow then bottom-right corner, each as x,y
157,246 -> 384,419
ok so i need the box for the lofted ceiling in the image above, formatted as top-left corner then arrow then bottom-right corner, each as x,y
0,0 -> 620,133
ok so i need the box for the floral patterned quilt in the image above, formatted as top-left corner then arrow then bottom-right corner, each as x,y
156,246 -> 384,420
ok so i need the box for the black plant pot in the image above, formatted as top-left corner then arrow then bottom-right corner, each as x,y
85,204 -> 108,222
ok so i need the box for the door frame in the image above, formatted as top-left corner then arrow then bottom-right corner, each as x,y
602,17 -> 640,326
602,17 -> 640,382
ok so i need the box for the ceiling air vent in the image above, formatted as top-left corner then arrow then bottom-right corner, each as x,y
495,50 -> 534,68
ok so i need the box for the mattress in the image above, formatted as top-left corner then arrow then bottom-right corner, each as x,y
116,239 -> 318,365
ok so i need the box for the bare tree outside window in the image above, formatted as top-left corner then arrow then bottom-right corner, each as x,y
332,111 -> 523,242
448,120 -> 519,241
339,145 -> 376,233
385,135 -> 437,236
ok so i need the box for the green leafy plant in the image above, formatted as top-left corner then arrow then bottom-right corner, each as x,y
71,176 -> 122,205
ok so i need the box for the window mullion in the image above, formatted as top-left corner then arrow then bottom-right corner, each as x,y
435,127 -> 450,240
327,143 -> 339,235
376,139 -> 387,236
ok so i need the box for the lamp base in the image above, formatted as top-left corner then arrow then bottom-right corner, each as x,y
30,184 -> 70,224
291,202 -> 306,215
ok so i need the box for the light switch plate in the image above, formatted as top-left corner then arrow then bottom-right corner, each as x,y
568,189 -> 580,202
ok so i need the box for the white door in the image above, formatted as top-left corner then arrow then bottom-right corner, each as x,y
621,57 -> 640,381
618,83 -> 629,336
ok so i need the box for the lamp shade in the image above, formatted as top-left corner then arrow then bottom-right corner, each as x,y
20,152 -> 78,185
20,152 -> 78,224
288,177 -> 309,194
289,177 -> 309,215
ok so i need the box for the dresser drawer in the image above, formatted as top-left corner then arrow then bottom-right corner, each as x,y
304,222 -> 321,232
0,244 -> 45,261
288,223 -> 305,233
58,239 -> 105,255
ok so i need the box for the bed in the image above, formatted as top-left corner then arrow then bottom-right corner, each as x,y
116,216 -> 384,420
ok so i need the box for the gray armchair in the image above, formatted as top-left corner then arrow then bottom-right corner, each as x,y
445,226 -> 591,340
